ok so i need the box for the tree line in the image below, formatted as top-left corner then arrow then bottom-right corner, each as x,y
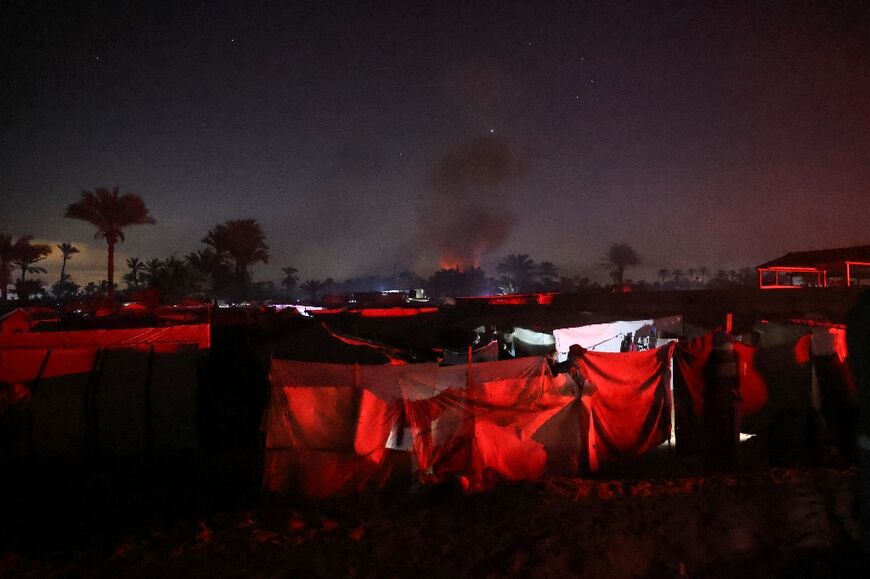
1,186 -> 757,307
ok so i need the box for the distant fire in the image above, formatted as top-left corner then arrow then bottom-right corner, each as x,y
438,251 -> 480,271
416,135 -> 526,274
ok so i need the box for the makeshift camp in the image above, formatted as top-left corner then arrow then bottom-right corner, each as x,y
0,324 -> 208,458
263,341 -> 690,494
672,326 -> 850,463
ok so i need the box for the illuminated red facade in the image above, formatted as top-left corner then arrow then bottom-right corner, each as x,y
756,244 -> 870,289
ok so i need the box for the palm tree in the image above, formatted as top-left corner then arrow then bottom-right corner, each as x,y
149,256 -> 207,301
601,242 -> 641,286
202,219 -> 269,299
281,266 -> 299,298
14,278 -> 45,302
65,186 -> 155,305
122,257 -> 145,290
12,237 -> 52,284
143,258 -> 164,288
698,266 -> 709,285
657,268 -> 670,285
300,278 -> 329,303
496,254 -> 536,292
536,261 -> 559,291
57,242 -> 80,289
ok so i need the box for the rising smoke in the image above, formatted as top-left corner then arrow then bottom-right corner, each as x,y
417,135 -> 527,270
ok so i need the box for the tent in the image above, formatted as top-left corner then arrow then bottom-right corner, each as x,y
264,342 -> 682,495
0,324 -> 207,458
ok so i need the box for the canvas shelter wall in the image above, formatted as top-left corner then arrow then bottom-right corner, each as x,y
0,323 -> 210,351
0,326 -> 204,459
264,348 -> 687,495
264,357 -> 583,495
673,333 -> 714,455
672,329 -> 855,461
576,345 -> 675,471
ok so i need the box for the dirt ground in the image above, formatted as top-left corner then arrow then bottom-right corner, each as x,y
0,445 -> 864,579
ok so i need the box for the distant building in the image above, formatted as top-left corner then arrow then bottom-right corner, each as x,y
756,244 -> 870,289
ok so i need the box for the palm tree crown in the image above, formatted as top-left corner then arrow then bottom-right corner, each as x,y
65,186 -> 155,304
601,242 -> 641,286
11,236 -> 52,283
497,254 -> 536,293
57,242 -> 80,281
202,219 -> 268,299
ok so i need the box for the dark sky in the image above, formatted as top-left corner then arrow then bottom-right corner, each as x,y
2,0 -> 869,284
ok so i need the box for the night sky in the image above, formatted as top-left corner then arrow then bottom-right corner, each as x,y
2,0 -> 869,285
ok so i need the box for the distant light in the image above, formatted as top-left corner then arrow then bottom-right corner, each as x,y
489,128 -> 495,133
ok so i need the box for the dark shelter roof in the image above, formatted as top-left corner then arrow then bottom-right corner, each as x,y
757,244 -> 870,270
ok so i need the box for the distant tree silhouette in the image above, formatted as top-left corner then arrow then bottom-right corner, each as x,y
65,186 -> 155,305
396,269 -> 424,289
143,258 -> 163,288
300,278 -> 330,303
186,248 -> 232,296
536,261 -> 559,291
146,256 -> 207,302
497,254 -> 536,293
122,257 -> 145,291
56,242 -> 79,296
698,266 -> 709,284
657,268 -> 670,285
11,237 -> 51,287
14,278 -> 45,302
281,266 -> 299,298
601,243 -> 641,286
431,266 -> 490,297
202,219 -> 269,300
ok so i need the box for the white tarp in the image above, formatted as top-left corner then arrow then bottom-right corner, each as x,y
553,319 -> 653,360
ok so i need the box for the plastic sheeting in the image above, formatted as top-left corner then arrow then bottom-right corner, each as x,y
0,323 -> 210,351
265,347 -> 683,494
553,320 -> 654,359
734,335 -> 812,430
263,357 -> 581,495
0,325 -> 206,458
577,345 -> 675,471
673,333 -> 714,454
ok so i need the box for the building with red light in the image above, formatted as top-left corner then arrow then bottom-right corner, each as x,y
756,244 -> 870,289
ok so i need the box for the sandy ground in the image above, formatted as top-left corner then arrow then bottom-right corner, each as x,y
0,447 -> 863,579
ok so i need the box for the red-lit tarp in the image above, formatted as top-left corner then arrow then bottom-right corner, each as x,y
0,323 -> 210,351
673,333 -> 714,454
0,325 -> 207,457
733,335 -> 812,429
577,345 -> 675,471
263,357 -> 580,495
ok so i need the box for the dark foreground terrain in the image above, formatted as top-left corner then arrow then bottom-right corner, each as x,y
0,444 -> 863,579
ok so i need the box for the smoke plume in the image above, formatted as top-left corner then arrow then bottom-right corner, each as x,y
418,136 -> 527,270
